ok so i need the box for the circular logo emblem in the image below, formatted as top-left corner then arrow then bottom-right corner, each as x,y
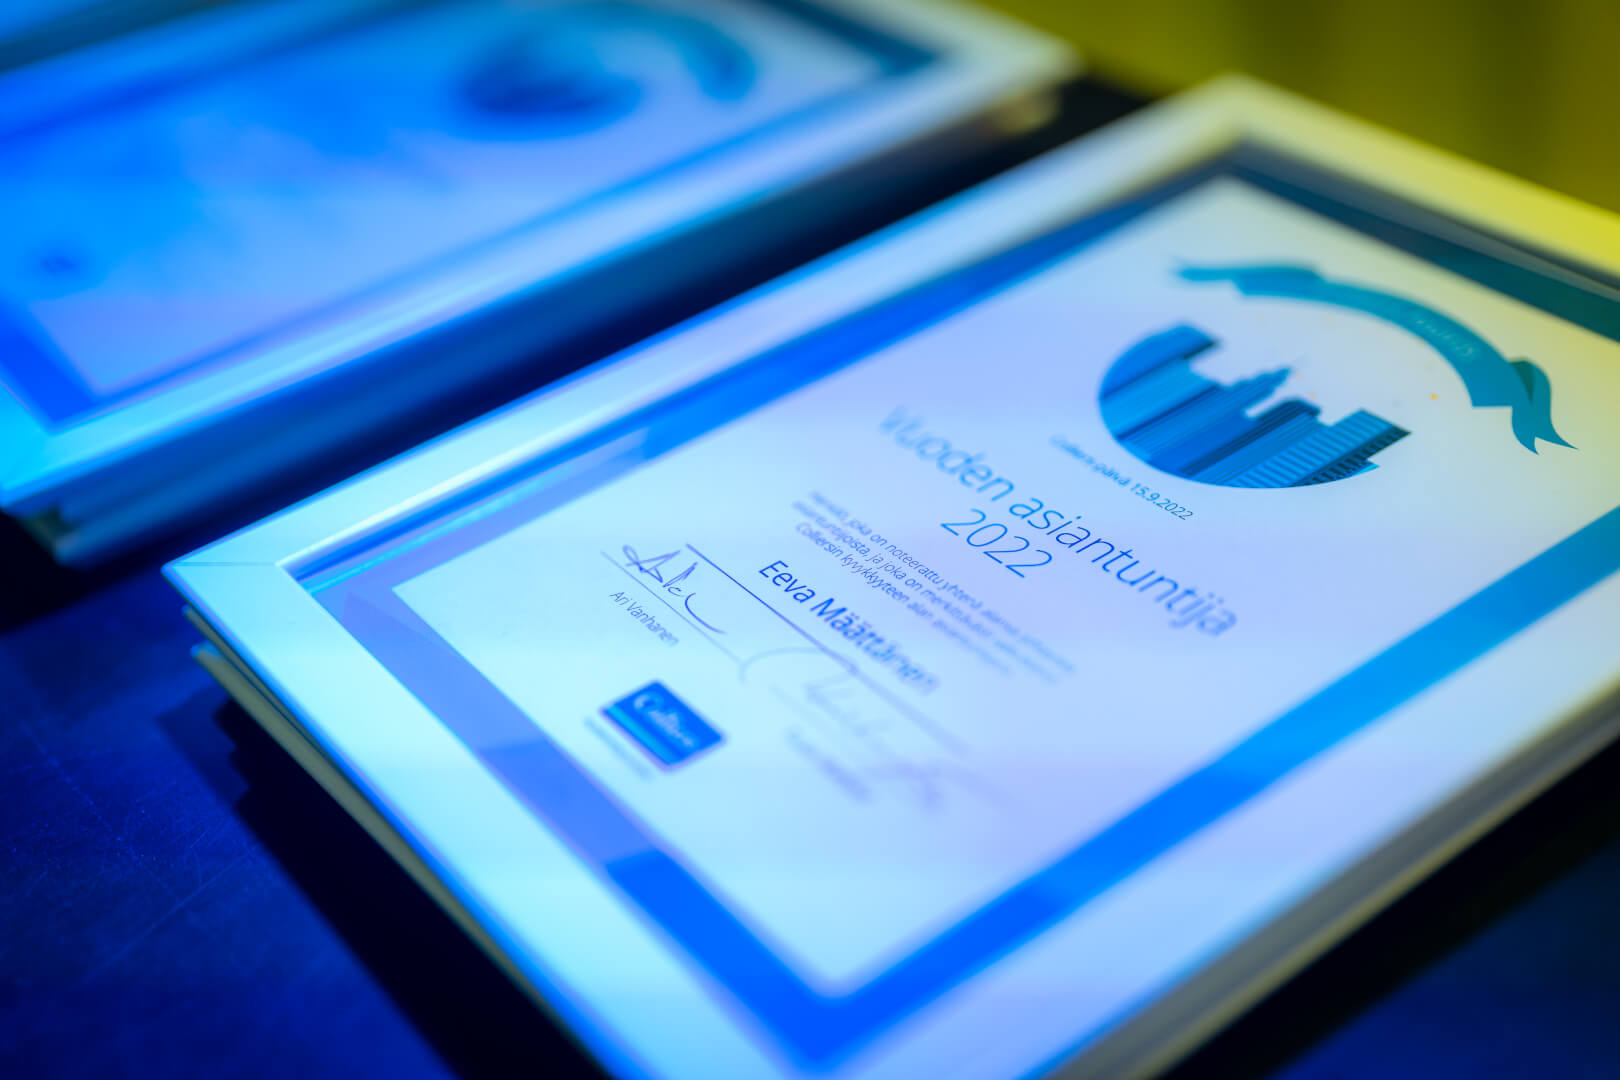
1099,322 -> 1408,488
1100,264 -> 1569,488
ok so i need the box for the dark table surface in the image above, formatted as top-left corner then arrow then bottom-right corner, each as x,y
5,79 -> 1620,1079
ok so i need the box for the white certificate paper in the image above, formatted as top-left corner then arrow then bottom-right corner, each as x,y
168,78 -> 1620,1080
369,174 -> 1620,1003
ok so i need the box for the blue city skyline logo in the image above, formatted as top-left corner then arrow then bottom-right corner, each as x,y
462,1 -> 755,136
1099,263 -> 1571,489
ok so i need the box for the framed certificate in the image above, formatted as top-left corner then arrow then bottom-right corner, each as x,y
170,77 -> 1620,1079
0,0 -> 1071,563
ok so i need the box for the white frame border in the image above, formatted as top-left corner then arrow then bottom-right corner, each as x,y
167,76 -> 1620,1080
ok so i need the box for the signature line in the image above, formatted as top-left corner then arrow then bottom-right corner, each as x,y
599,550 -> 740,665
685,544 -> 964,755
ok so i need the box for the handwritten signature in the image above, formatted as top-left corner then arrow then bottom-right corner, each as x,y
622,546 -> 725,634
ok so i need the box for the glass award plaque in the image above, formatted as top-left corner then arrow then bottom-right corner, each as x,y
0,0 -> 1072,563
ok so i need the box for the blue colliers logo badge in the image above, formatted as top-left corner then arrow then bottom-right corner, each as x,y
604,681 -> 722,768
1099,264 -> 1571,489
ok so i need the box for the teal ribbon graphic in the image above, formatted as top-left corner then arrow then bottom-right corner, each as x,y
1180,264 -> 1572,452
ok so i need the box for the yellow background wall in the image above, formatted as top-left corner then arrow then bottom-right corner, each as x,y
986,0 -> 1620,214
